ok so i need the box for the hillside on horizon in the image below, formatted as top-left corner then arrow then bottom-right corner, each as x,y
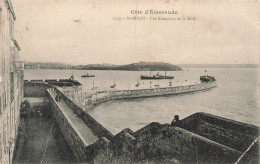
23,61 -> 259,70
24,61 -> 183,71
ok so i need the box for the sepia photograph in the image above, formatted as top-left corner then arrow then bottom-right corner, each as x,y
0,0 -> 259,163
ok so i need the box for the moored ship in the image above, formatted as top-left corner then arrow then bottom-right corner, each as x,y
141,72 -> 174,80
81,73 -> 95,78
200,75 -> 215,83
84,75 -> 217,109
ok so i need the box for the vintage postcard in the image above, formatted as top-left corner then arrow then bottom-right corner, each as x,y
0,0 -> 259,163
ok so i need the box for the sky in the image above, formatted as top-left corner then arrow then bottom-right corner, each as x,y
12,0 -> 259,65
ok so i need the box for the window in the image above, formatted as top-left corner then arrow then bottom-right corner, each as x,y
9,16 -> 13,39
0,6 -> 2,40
0,132 -> 2,160
3,122 -> 6,153
0,95 -> 2,114
17,74 -> 19,89
2,87 -> 6,109
2,52 -> 5,73
1,9 -> 4,42
10,72 -> 14,101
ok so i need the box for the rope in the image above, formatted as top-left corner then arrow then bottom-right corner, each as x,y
40,121 -> 55,164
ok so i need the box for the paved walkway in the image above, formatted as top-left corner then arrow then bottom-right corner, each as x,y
13,105 -> 77,164
49,90 -> 98,146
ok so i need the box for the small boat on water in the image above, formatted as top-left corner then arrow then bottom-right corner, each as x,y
154,80 -> 160,87
110,83 -> 116,88
141,71 -> 174,80
169,79 -> 172,86
82,74 -> 95,78
81,71 -> 95,78
135,78 -> 140,87
92,80 -> 98,90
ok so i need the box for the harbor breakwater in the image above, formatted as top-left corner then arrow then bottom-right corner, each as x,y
23,79 -> 259,163
83,80 -> 216,110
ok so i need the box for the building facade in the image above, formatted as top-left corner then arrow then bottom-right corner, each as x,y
0,0 -> 23,163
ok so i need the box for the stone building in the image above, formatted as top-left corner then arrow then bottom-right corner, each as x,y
0,0 -> 24,163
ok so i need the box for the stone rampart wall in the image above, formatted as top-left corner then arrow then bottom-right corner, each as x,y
84,81 -> 216,110
52,88 -> 113,140
24,82 -> 51,97
179,113 -> 260,154
94,122 -> 243,163
47,91 -> 89,162
24,79 -> 82,97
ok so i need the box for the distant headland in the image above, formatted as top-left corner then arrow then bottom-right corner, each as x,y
24,61 -> 183,71
23,61 -> 259,70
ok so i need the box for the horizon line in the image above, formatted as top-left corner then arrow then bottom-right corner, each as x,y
23,61 -> 259,65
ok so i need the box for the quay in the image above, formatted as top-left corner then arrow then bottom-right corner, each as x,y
83,75 -> 216,110
16,77 -> 259,163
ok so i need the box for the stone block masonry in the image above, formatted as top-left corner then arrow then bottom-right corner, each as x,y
24,82 -> 52,97
94,122 -> 246,163
48,89 -> 99,162
83,81 -> 217,110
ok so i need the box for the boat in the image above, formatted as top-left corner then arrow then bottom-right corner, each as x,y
141,71 -> 174,80
135,78 -> 140,87
81,71 -> 95,78
200,75 -> 215,83
149,81 -> 152,88
154,80 -> 160,87
69,74 -> 74,80
169,79 -> 172,86
110,83 -> 116,88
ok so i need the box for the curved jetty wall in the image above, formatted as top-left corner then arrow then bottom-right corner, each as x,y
84,81 -> 216,110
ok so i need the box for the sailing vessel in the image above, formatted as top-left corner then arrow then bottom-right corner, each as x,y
92,80 -> 98,90
141,71 -> 174,80
169,79 -> 172,86
135,78 -> 140,87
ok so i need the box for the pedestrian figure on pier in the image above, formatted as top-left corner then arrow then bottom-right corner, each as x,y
171,115 -> 179,126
